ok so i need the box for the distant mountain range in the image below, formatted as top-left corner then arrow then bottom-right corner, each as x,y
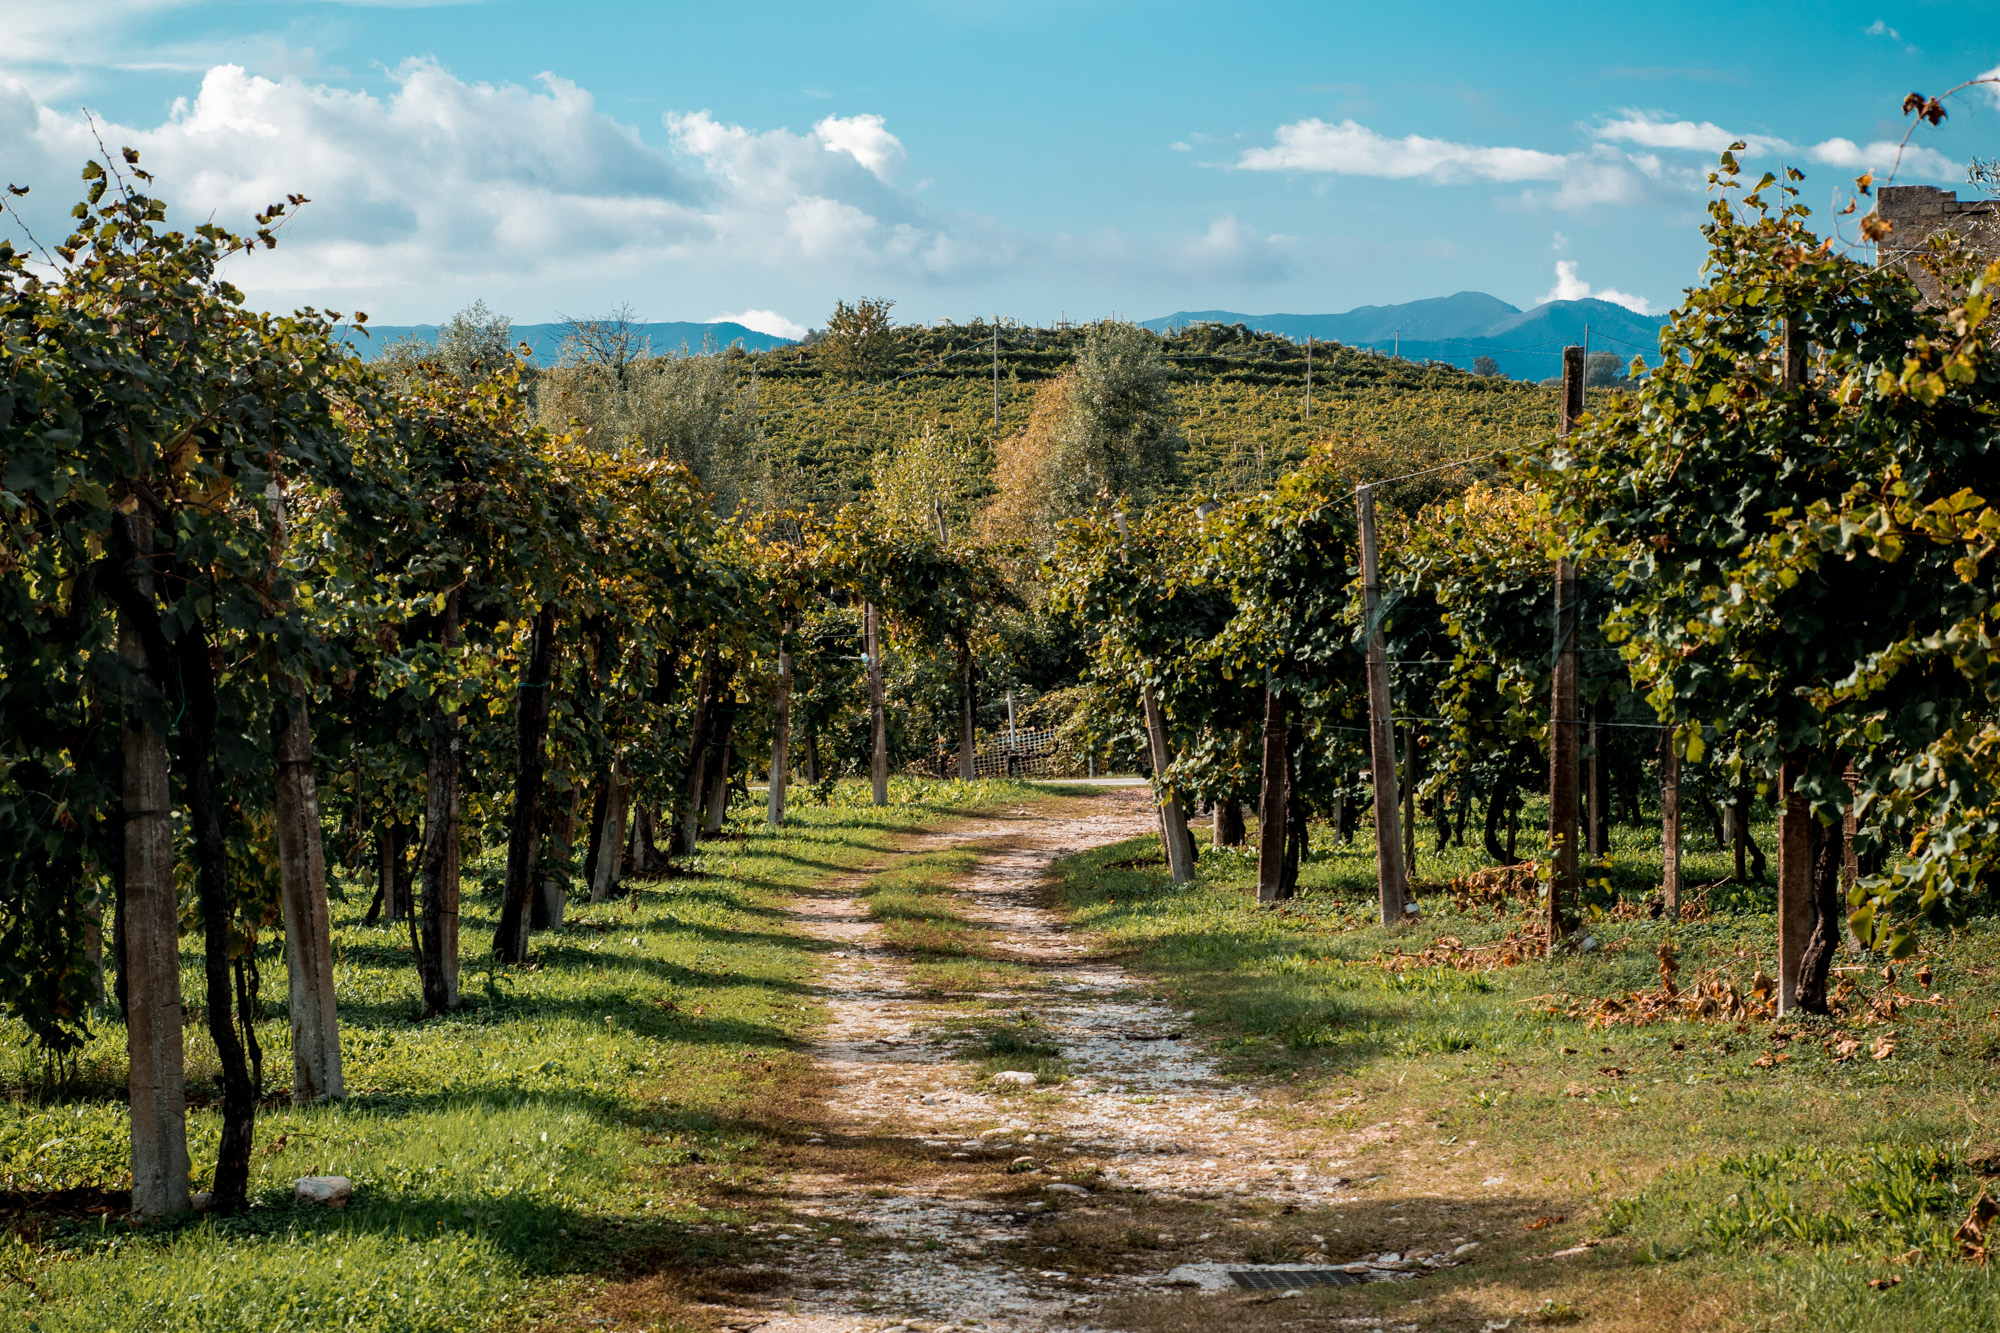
340,319 -> 795,363
1141,291 -> 1668,381
344,292 -> 1667,382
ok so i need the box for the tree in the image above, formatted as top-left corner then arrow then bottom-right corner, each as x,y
1046,322 -> 1184,519
1472,355 -> 1501,377
378,299 -> 517,385
819,297 -> 900,383
0,152 -> 357,1213
1543,149 -> 2000,988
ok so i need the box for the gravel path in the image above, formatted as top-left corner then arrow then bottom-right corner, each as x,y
722,792 -> 1401,1333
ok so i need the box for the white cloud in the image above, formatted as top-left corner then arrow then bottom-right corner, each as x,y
1540,259 -> 1654,314
1172,214 -> 1293,284
1594,110 -> 1958,182
1238,117 -> 1569,182
813,113 -> 902,179
0,62 -> 1014,312
708,309 -> 808,340
1864,19 -> 1917,53
1236,116 -> 1691,212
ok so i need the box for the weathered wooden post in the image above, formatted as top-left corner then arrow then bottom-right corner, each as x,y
1775,319 -> 1813,1013
1660,728 -> 1681,921
1356,483 -> 1407,925
1114,511 -> 1196,884
1547,344 -> 1585,943
1256,673 -> 1289,904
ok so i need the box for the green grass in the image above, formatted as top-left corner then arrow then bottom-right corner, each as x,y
1052,805 -> 2000,1332
0,777 -> 1046,1333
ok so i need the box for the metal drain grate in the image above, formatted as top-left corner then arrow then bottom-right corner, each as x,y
1227,1267 -> 1365,1290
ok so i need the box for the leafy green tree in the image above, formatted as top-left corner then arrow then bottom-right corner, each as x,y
0,152 -> 356,1213
1046,322 -> 1184,519
818,297 -> 900,383
1544,150 -> 2000,987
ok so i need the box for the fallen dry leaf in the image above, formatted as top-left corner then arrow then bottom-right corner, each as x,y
1833,1038 -> 1862,1060
1868,1275 -> 1904,1291
1751,1052 -> 1791,1068
1564,1082 -> 1591,1098
1598,1066 -> 1628,1079
1525,1214 -> 1565,1231
1917,964 -> 1934,987
1956,1189 -> 1998,1256
1873,1038 -> 1898,1061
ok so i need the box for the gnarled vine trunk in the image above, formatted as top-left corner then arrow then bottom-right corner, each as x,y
172,623 -> 257,1212
273,690 -> 343,1103
415,589 -> 463,1016
496,601 -> 558,961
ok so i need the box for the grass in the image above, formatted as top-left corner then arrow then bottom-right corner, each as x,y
1048,801 -> 2000,1332
0,776 -> 1050,1333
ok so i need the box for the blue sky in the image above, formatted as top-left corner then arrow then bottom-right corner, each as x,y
4,2 -> 1996,335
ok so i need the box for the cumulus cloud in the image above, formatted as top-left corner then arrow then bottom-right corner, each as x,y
708,309 -> 808,340
1238,118 -> 1569,182
1594,111 -> 1959,181
1235,116 -> 1687,212
0,62 -> 1012,310
813,113 -> 903,178
1540,259 -> 1654,314
1236,108 -> 1961,216
1171,214 -> 1293,284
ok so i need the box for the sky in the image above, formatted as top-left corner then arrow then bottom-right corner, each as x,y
3,2 -> 1997,336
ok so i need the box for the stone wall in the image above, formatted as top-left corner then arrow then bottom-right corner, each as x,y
1875,185 -> 2000,304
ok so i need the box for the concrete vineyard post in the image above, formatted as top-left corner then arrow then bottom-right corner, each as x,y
1356,484 -> 1408,925
272,690 -> 344,1103
119,516 -> 190,1218
768,639 -> 791,826
867,602 -> 887,806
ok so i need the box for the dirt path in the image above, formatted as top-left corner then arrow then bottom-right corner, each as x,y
719,793 -> 1455,1333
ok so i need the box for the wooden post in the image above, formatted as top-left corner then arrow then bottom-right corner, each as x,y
1546,344 -> 1585,943
1586,709 -> 1607,858
1401,721 -> 1418,881
1775,319 -> 1813,1010
1548,558 -> 1580,943
866,601 -> 887,806
1842,763 -> 1862,949
1559,343 -> 1586,435
1356,484 -> 1407,924
1256,679 -> 1289,904
768,639 -> 792,826
1142,683 -> 1196,884
957,637 -> 976,780
1113,511 -> 1195,883
1777,755 -> 1813,1015
1660,728 -> 1681,921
